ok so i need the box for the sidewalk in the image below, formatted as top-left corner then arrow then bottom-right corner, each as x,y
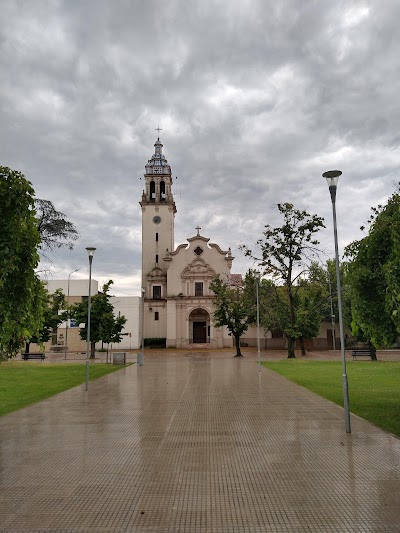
0,351 -> 399,532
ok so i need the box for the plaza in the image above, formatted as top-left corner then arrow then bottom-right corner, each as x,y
0,350 -> 399,532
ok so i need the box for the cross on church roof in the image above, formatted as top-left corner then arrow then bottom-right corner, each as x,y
155,126 -> 162,135
196,226 -> 201,236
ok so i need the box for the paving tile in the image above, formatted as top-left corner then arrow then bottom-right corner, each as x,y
0,352 -> 399,532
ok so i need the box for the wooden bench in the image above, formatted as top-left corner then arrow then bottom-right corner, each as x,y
21,353 -> 46,361
351,349 -> 372,361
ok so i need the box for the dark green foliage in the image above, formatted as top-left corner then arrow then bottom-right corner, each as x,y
27,289 -> 67,351
210,274 -> 255,356
144,338 -> 166,347
241,203 -> 325,358
71,280 -> 127,357
345,189 -> 400,349
0,167 -> 44,357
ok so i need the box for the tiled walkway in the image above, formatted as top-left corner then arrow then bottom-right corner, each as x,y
0,352 -> 399,532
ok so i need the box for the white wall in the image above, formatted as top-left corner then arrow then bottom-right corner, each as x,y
108,296 -> 141,350
46,279 -> 99,297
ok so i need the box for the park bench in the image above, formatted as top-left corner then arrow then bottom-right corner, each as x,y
351,349 -> 372,361
21,353 -> 46,361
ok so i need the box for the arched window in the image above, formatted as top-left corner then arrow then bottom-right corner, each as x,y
160,180 -> 166,201
150,181 -> 155,202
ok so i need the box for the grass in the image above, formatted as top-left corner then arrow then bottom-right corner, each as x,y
0,362 -> 128,416
262,360 -> 400,437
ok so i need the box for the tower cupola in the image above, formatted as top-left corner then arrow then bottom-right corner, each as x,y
145,138 -> 171,176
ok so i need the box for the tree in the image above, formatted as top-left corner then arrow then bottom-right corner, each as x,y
345,189 -> 400,355
0,166 -> 44,357
210,274 -> 255,357
294,278 -> 326,355
25,289 -> 67,353
71,280 -> 127,358
241,203 -> 325,358
35,198 -> 79,252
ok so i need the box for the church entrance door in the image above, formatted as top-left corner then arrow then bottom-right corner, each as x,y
193,321 -> 207,343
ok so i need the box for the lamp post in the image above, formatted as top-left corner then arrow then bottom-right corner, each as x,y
255,271 -> 261,372
139,287 -> 145,366
327,271 -> 336,352
322,170 -> 351,433
85,247 -> 96,391
64,269 -> 78,360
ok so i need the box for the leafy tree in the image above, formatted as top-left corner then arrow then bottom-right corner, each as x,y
35,198 -> 79,252
345,189 -> 400,355
25,289 -> 67,353
294,279 -> 326,355
0,167 -> 44,357
210,274 -> 255,357
241,203 -> 325,358
71,280 -> 127,358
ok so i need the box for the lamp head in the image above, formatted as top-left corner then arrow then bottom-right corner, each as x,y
322,170 -> 342,188
254,271 -> 261,280
86,247 -> 96,258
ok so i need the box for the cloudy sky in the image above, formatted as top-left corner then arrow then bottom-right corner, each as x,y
1,0 -> 399,295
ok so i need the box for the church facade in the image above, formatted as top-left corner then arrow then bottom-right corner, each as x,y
140,138 -> 233,348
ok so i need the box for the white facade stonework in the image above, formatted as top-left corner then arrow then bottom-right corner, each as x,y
141,139 -> 233,348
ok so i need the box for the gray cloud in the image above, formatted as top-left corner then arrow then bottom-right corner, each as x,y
1,0 -> 399,294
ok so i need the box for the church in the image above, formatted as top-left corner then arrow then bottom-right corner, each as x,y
140,137 -> 235,348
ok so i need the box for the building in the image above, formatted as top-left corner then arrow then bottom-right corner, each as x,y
140,138 -> 234,348
30,279 -> 141,353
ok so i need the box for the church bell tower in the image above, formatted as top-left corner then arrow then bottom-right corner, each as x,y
140,138 -> 176,298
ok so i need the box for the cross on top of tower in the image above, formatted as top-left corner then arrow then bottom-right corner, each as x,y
196,226 -> 201,236
155,126 -> 162,137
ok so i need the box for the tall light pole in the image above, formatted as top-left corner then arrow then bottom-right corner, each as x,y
255,271 -> 261,372
139,287 -> 145,366
85,247 -> 96,391
64,269 -> 79,360
323,170 -> 351,433
327,270 -> 336,352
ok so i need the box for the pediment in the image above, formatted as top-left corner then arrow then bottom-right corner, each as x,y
147,266 -> 166,281
182,258 -> 216,279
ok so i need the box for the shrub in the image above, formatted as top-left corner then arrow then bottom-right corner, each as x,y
144,337 -> 166,347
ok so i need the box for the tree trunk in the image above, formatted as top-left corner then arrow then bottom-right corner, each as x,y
25,342 -> 30,353
368,341 -> 378,361
287,336 -> 296,358
90,340 -> 96,359
234,335 -> 243,356
300,336 -> 306,356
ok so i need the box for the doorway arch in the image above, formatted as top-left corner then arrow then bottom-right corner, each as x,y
189,308 -> 210,344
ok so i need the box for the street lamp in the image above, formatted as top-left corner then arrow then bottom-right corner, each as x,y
322,170 -> 351,433
138,287 -> 145,366
85,247 -> 96,391
255,271 -> 261,372
327,270 -> 336,353
64,269 -> 79,360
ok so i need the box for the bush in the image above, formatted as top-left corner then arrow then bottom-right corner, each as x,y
144,337 -> 166,347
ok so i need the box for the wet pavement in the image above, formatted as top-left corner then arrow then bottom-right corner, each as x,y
0,350 -> 399,532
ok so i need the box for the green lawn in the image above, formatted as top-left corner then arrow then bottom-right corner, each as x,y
262,360 -> 400,437
0,362 -> 128,416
